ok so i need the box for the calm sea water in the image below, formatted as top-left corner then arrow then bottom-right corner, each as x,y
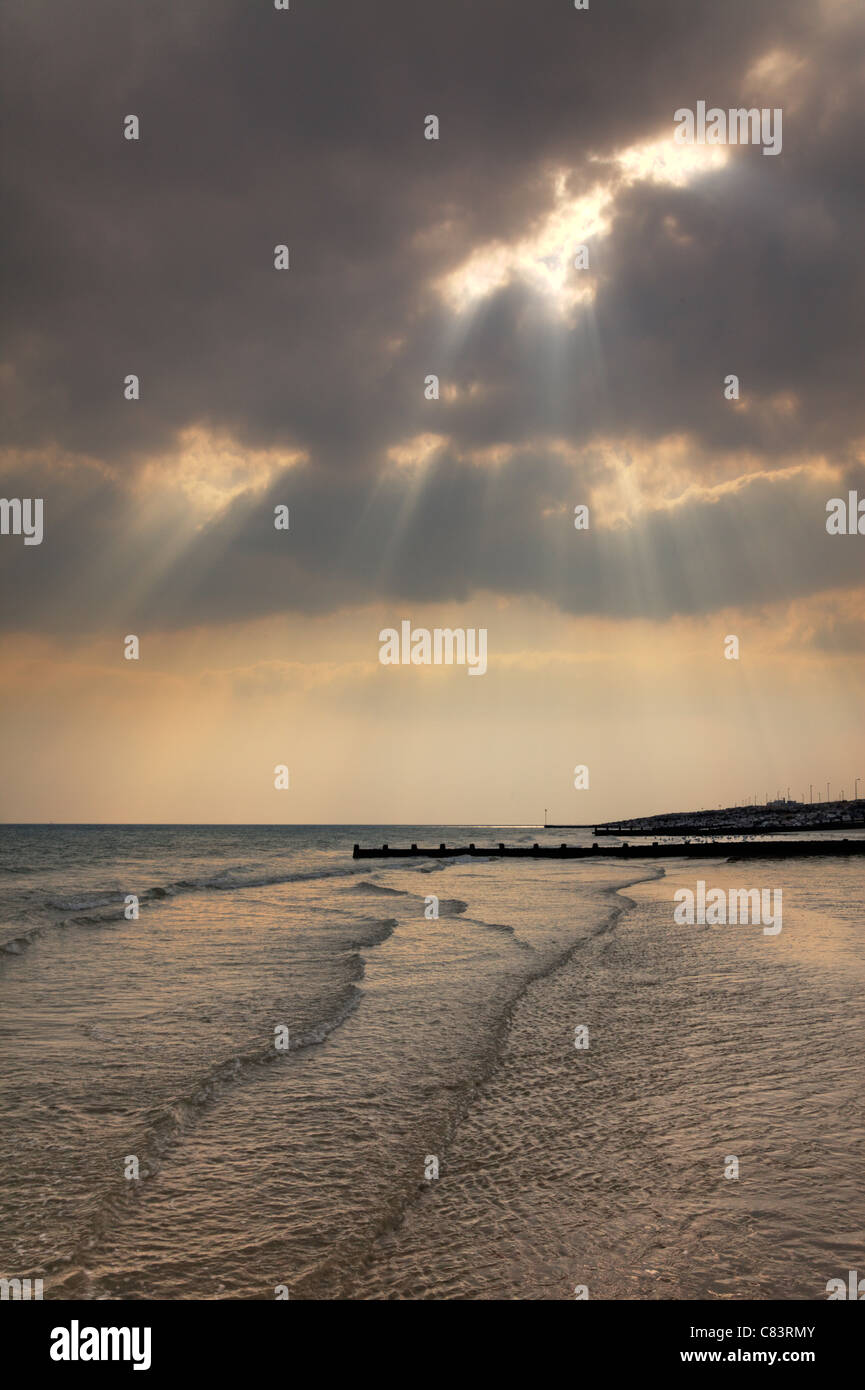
0,824 -> 862,1299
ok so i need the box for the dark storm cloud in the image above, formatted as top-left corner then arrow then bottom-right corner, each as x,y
2,447 -> 863,635
1,0 -> 863,630
159,457 -> 865,628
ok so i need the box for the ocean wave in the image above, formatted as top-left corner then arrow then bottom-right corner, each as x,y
0,857 -> 435,962
349,880 -> 412,896
348,916 -> 398,949
334,866 -> 668,1287
0,902 -> 130,957
44,905 -> 405,1281
459,915 -> 535,950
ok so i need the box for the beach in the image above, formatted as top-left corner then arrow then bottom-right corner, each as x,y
1,824 -> 862,1299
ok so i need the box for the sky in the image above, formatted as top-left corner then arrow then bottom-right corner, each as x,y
0,0 -> 863,824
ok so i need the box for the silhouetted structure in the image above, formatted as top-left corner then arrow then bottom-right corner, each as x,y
353,839 -> 865,861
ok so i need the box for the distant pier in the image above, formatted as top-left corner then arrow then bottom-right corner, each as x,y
585,819 -> 865,837
353,839 -> 865,861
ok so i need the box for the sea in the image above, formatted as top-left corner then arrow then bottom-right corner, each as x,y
0,823 -> 862,1300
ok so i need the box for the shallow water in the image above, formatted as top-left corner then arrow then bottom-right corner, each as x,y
0,826 -> 861,1299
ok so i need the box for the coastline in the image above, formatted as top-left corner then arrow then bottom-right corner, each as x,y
1,827 -> 862,1300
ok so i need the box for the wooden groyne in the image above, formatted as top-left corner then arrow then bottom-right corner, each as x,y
353,839 -> 865,861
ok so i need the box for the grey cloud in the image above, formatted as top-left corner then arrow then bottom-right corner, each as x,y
1,0 -> 863,631
2,450 -> 862,634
